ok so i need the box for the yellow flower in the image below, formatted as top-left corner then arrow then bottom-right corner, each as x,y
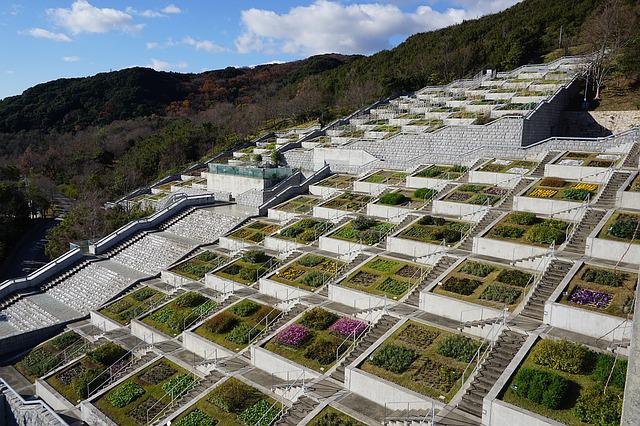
572,183 -> 598,191
530,188 -> 557,198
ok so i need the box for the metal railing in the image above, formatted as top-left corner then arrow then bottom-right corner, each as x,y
146,371 -> 199,425
86,342 -> 149,398
460,312 -> 506,387
384,401 -> 436,426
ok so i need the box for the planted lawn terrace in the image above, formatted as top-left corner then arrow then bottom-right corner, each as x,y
486,212 -> 571,246
443,184 -> 507,205
142,292 -> 215,337
169,251 -> 228,281
274,218 -> 333,244
214,250 -> 279,285
271,253 -> 344,291
227,220 -> 280,244
479,159 -> 537,174
396,215 -> 470,246
554,151 -> 621,168
524,177 -> 599,202
361,170 -> 407,185
16,331 -> 83,382
328,217 -> 394,245
315,174 -> 356,190
414,164 -> 466,180
375,188 -> 438,209
597,211 -> 640,244
273,195 -> 322,214
320,192 -> 372,212
98,286 -> 165,326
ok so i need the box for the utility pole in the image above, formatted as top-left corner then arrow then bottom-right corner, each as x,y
558,25 -> 563,49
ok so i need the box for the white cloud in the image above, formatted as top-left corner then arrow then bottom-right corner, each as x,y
162,4 -> 182,14
5,70 -> 15,75
236,0 -> 521,55
147,58 -> 188,71
47,0 -> 143,35
22,27 -> 72,42
63,56 -> 80,62
138,9 -> 164,18
182,36 -> 225,53
146,41 -> 160,49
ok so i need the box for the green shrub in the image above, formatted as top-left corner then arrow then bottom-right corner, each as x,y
313,411 -> 359,426
162,374 -> 195,397
458,184 -> 483,193
574,386 -> 623,425
21,347 -> 60,377
300,308 -> 339,330
531,339 -> 591,374
71,368 -> 102,399
352,216 -> 377,230
480,283 -> 522,304
459,261 -> 494,277
132,287 -> 156,302
582,268 -> 626,287
108,299 -> 133,314
297,254 -> 325,267
492,225 -> 525,239
592,354 -> 627,389
209,379 -> 254,412
442,277 -> 481,295
51,332 -> 80,350
300,271 -> 329,288
107,382 -> 145,407
378,192 -> 408,206
174,409 -> 217,426
377,278 -> 411,296
237,399 -> 278,426
609,215 -> 639,240
414,188 -> 436,199
562,188 -> 591,201
231,300 -> 260,317
469,194 -> 498,205
225,323 -> 253,345
418,215 -> 446,226
442,227 -> 464,243
175,292 -> 207,308
369,344 -> 417,373
304,338 -> 341,365
496,269 -> 532,287
525,223 -> 565,245
512,368 -> 569,409
508,212 -> 539,226
87,342 -> 126,366
436,335 -> 481,362
149,307 -> 187,332
205,312 -> 238,334
243,250 -> 269,264
280,227 -> 303,238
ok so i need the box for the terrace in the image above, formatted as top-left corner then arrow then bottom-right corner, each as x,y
389,215 -> 471,255
98,287 -> 165,326
271,195 -> 322,215
597,211 -> 640,244
485,212 -> 570,247
553,151 -> 621,168
141,292 -> 215,337
442,184 -> 507,206
313,174 -> 357,190
323,216 -> 394,250
270,253 -> 344,292
308,405 -> 365,425
225,220 -> 281,244
270,218 -> 333,245
367,189 -> 437,220
15,331 -> 83,382
316,192 -> 373,215
524,178 -> 598,202
478,159 -> 537,175
414,164 -> 466,181
358,170 -> 408,187
168,251 -> 229,281
213,250 -> 279,286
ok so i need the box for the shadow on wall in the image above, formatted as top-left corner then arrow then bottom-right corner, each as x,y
560,111 -> 614,138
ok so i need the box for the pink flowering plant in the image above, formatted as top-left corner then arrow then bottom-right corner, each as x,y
329,317 -> 367,338
276,324 -> 311,347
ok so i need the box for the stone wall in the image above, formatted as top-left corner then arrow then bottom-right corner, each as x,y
1,381 -> 66,426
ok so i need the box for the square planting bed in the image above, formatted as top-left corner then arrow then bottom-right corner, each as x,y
137,292 -> 216,339
259,307 -> 368,375
475,212 -> 570,261
354,170 -> 408,194
220,220 -> 280,250
16,331 -> 84,383
514,177 -> 599,216
546,151 -> 622,183
387,215 -> 471,257
319,216 -> 394,255
407,165 -> 466,189
354,320 -> 482,404
619,173 -> 640,210
95,286 -> 165,328
422,259 -> 534,322
208,250 -> 279,291
314,192 -> 373,219
307,405 -> 366,425
587,210 -> 640,264
268,194 -> 322,221
433,184 -> 507,219
93,358 -> 197,426
309,174 -> 357,197
469,159 -> 537,188
168,377 -> 279,426
165,251 -> 228,284
267,253 -> 344,293
495,338 -> 627,426
367,188 -> 437,221
264,218 -> 333,251
545,262 -> 637,340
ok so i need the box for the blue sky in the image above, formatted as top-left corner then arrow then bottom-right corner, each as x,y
0,0 -> 521,100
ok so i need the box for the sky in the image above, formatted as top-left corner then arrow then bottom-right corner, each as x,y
0,0 -> 522,100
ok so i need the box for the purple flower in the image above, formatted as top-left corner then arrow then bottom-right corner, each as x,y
276,324 -> 310,346
568,287 -> 612,309
329,317 -> 367,338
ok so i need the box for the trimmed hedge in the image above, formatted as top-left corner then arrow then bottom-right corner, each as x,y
512,367 -> 570,409
496,269 -> 532,287
231,300 -> 260,317
459,261 -> 494,277
300,308 -> 339,330
369,344 -> 417,373
378,192 -> 408,206
575,386 -> 623,425
592,354 -> 627,389
531,339 -> 590,374
436,335 -> 480,362
442,277 -> 481,295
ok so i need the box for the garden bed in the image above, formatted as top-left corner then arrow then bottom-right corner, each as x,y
361,170 -> 407,185
270,253 -> 344,291
553,151 -> 621,168
327,216 -> 394,245
226,221 -> 280,244
442,184 -> 507,206
272,195 -> 322,214
16,331 -> 83,382
339,256 -> 427,300
414,165 -> 466,180
597,211 -> 640,244
395,215 -> 470,245
272,218 -> 333,244
264,307 -> 367,372
485,212 -> 570,247
168,251 -> 228,281
374,189 -> 437,209
194,299 -> 281,352
98,287 -> 165,326
314,174 -> 357,189
319,192 -> 372,212
524,177 -> 599,202
359,320 -> 482,402
141,292 -> 215,337
478,159 -> 537,174
626,174 -> 640,192
500,338 -> 626,425
308,405 -> 365,426
95,358 -> 195,426
214,250 -> 279,285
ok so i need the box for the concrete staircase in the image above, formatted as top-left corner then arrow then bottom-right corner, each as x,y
499,178 -> 531,210
458,210 -> 502,252
405,256 -> 457,306
519,259 -> 572,321
593,171 -> 630,209
385,408 -> 434,425
393,214 -> 419,232
622,142 -> 640,169
530,151 -> 560,177
457,330 -> 527,418
273,395 -> 317,425
330,314 -> 400,382
563,209 -> 606,254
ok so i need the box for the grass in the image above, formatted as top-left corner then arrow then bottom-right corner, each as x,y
396,215 -> 470,245
360,320 -> 480,402
443,184 -> 507,206
486,212 -> 570,247
340,256 -> 428,300
274,218 -> 333,244
226,220 -> 280,244
15,331 -> 83,382
414,164 -> 466,180
194,300 -> 281,351
169,251 -> 228,280
597,211 -> 640,244
558,264 -> 636,318
375,189 -> 436,209
271,254 -> 344,291
525,178 -> 599,202
320,192 -> 372,212
362,170 -> 407,185
273,195 -> 322,214
141,292 -> 215,337
479,159 -> 538,174
98,287 -> 165,325
214,254 -> 278,285
555,151 -> 621,168
307,405 -> 366,426
328,218 -> 394,245
315,174 -> 356,189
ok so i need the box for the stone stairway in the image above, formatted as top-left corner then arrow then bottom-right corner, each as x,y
519,259 -> 572,321
622,142 -> 639,168
330,314 -> 400,382
593,171 -> 630,209
530,151 -> 560,177
563,209 -> 606,254
273,395 -> 317,425
385,408 -> 433,424
405,256 -> 457,306
457,210 -> 502,252
499,178 -> 531,210
456,330 -> 527,418
393,214 -> 419,231
103,230 -> 148,258
269,304 -> 306,331
158,207 -> 196,230
343,253 -> 370,272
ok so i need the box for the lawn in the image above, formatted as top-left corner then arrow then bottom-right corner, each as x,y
307,405 -> 366,426
214,250 -> 279,285
142,292 -> 215,337
271,253 -> 344,291
194,300 -> 281,352
320,192 -> 372,212
597,211 -> 640,244
501,338 -> 626,425
375,189 -> 437,209
95,358 -> 195,426
170,377 -> 279,426
443,184 -> 507,205
98,287 -> 165,325
409,119 -> 444,128
479,159 -> 538,174
360,320 -> 482,402
626,174 -> 640,192
524,178 -> 599,202
328,217 -> 394,245
559,264 -> 636,318
15,331 -> 83,382
554,151 -> 621,168
226,220 -> 280,244
433,260 -> 534,310
264,307 -> 367,372
274,218 -> 333,244
273,195 -> 322,214
486,212 -> 570,247
340,256 -> 428,300
396,215 -> 470,245
169,251 -> 228,280
414,164 -> 466,179
315,174 -> 357,189
362,170 -> 407,185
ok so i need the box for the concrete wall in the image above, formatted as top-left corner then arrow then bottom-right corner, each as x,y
328,284 -> 390,309
386,236 -> 443,258
366,203 -> 412,223
159,269 -> 194,287
318,236 -> 368,255
468,171 -> 522,188
419,291 -> 503,323
89,311 -> 123,332
1,379 -> 68,426
35,379 -> 74,412
545,301 -> 631,341
512,196 -> 583,219
130,319 -> 170,344
250,346 -> 320,380
204,274 -> 245,293
544,163 -> 613,184
182,330 -> 235,360
619,191 -> 640,211
406,175 -> 453,190
432,200 -> 486,222
258,277 -> 312,301
473,236 -> 549,263
206,173 -> 267,198
487,400 -> 558,426
586,236 -> 640,265
263,236 -> 304,253
218,236 -> 251,251
313,205 -> 351,221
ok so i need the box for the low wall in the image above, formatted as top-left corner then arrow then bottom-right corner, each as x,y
545,301 -> 631,341
159,270 -> 193,287
328,284 -> 389,309
432,200 -> 485,221
218,236 -> 250,251
258,277 -> 312,301
487,400 -> 558,426
263,236 -> 304,253
267,208 -> 297,222
544,163 -> 612,184
80,401 -> 118,426
318,236 -> 368,255
473,236 -> 548,262
130,319 -> 170,344
468,171 -> 521,188
511,196 -> 582,218
419,291 -> 502,322
204,274 -> 246,293
406,176 -> 454,190
619,190 -> 640,211
250,346 -> 319,380
386,236 -> 442,258
308,184 -> 340,198
313,205 -> 351,221
353,180 -> 389,195
586,236 -> 640,265
89,311 -> 122,332
35,379 -> 74,412
366,203 -> 412,223
182,330 -> 235,360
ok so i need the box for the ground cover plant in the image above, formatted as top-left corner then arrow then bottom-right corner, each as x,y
98,286 -> 165,325
362,170 -> 407,185
308,405 -> 366,426
264,307 -> 365,372
443,184 -> 506,205
328,216 -> 394,245
15,331 -> 82,382
273,195 -> 322,214
275,218 -> 333,244
95,358 -> 194,426
502,338 -> 627,425
315,174 -> 357,190
478,159 -> 537,174
320,191 -> 372,212
525,177 -> 599,202
627,174 -> 640,192
214,250 -> 278,285
433,259 -> 533,309
45,342 -> 127,404
487,212 -> 570,246
194,300 -> 280,351
555,151 -> 621,168
376,188 -> 437,208
414,164 -> 466,180
169,251 -> 228,281
396,215 -> 470,245
360,320 -> 481,401
142,291 -> 215,336
271,253 -> 344,291
340,256 -> 427,299
598,211 -> 640,243
227,220 -> 280,244
559,264 -> 636,318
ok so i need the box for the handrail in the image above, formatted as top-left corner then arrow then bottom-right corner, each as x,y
384,401 -> 435,425
33,336 -> 90,380
335,310 -> 375,364
460,310 -> 506,387
182,299 -> 218,332
86,341 -> 149,398
263,370 -> 305,426
147,370 -> 199,425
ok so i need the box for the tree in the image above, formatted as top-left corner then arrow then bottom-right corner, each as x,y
270,150 -> 282,166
